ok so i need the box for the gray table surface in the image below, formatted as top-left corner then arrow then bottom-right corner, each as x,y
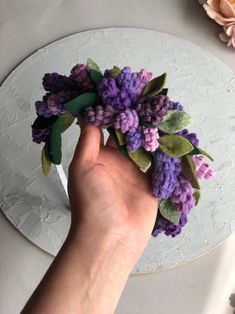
1,1 -> 235,313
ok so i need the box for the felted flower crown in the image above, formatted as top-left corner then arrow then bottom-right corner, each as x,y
31,59 -> 215,238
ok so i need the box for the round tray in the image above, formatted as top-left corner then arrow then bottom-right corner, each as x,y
1,27 -> 235,274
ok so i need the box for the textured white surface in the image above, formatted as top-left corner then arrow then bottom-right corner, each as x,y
1,27 -> 235,274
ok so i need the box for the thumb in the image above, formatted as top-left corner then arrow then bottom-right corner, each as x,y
71,118 -> 101,169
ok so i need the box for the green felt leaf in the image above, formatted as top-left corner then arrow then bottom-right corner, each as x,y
193,189 -> 201,206
41,146 -> 51,176
61,113 -> 75,133
64,92 -> 99,116
89,69 -> 103,85
190,146 -> 214,161
150,151 -> 158,171
159,199 -> 180,225
32,116 -> 58,130
142,73 -> 167,96
115,129 -> 125,145
158,110 -> 193,134
111,66 -> 121,78
159,134 -> 194,157
86,58 -> 102,73
44,141 -> 52,162
49,117 -> 64,164
181,155 -> 200,190
141,121 -> 157,129
107,128 -> 129,158
127,148 -> 152,172
157,88 -> 168,96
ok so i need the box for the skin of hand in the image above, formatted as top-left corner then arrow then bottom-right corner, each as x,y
68,119 -> 158,261
21,119 -> 158,314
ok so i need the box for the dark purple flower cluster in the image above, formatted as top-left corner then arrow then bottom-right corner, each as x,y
178,129 -> 199,147
32,128 -> 50,144
152,212 -> 188,237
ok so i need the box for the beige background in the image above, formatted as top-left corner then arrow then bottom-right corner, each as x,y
1,1 -> 235,313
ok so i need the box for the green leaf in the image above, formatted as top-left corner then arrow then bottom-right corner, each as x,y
158,110 -> 193,134
181,155 -> 200,190
64,92 -> 99,116
193,189 -> 201,206
142,73 -> 167,96
190,146 -> 214,161
44,141 -> 52,162
111,66 -> 121,78
86,58 -> 102,73
41,146 -> 51,176
115,129 -> 126,145
89,69 -> 103,85
49,117 -> 64,164
127,148 -> 152,172
159,134 -> 194,157
32,116 -> 58,130
150,151 -> 158,171
159,199 -> 180,225
61,112 -> 75,133
157,88 -> 168,96
107,128 -> 129,158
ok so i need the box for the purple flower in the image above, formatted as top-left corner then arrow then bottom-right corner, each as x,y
114,109 -> 139,133
84,105 -> 117,128
136,95 -> 170,125
32,128 -> 50,144
46,90 -> 80,116
152,152 -> 181,199
35,101 -> 53,118
171,175 -> 195,215
136,69 -> 153,95
142,127 -> 160,152
152,212 -> 188,237
178,129 -> 199,147
169,101 -> 184,111
126,127 -> 143,152
42,73 -> 74,93
70,64 -> 94,90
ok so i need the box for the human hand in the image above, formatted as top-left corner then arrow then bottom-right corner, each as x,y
68,119 -> 158,264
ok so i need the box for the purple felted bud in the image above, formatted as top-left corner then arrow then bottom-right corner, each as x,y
114,109 -> 139,133
84,105 -> 117,128
35,101 -> 53,118
178,129 -> 199,147
42,73 -> 73,93
136,95 -> 170,125
171,175 -> 195,215
47,94 -> 67,116
142,127 -> 160,152
32,128 -> 50,144
152,152 -> 181,199
70,64 -> 94,90
168,101 -> 184,111
126,127 -> 143,152
116,67 -> 140,95
136,69 -> 153,95
152,212 -> 188,238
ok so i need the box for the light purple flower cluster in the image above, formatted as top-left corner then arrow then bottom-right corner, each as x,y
152,213 -> 188,238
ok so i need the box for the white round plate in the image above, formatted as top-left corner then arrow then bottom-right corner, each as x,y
0,28 -> 235,274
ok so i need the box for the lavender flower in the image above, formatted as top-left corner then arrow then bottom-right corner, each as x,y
70,64 -> 94,90
178,129 -> 199,147
84,105 -> 117,128
114,109 -> 139,133
47,90 -> 79,116
171,175 -> 195,215
152,212 -> 188,237
126,127 -> 143,152
32,128 -> 50,144
136,69 -> 153,95
142,127 -> 159,152
136,95 -> 170,125
35,101 -> 53,118
169,101 -> 184,111
152,152 -> 181,199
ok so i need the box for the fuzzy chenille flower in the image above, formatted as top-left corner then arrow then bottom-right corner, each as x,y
42,73 -> 75,93
178,129 -> 199,147
136,95 -> 170,125
152,152 -> 181,199
35,101 -> 53,118
84,105 -> 117,128
152,212 -> 188,237
47,90 -> 79,116
192,156 -> 215,180
32,128 -> 50,144
70,64 -> 94,90
114,109 -> 139,133
136,68 -> 153,95
125,127 -> 143,152
142,127 -> 160,152
171,175 -> 195,215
